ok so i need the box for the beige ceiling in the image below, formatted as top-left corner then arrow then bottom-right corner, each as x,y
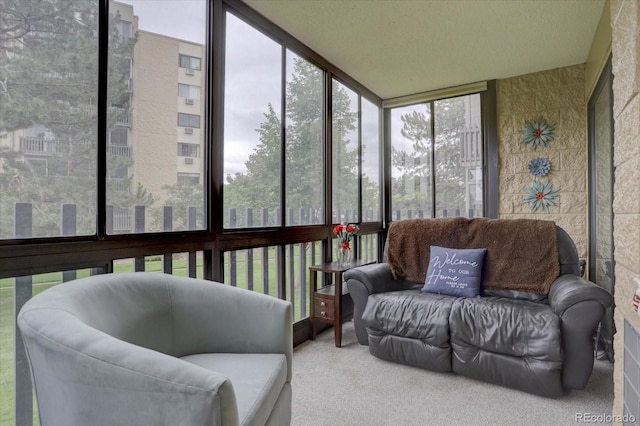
242,0 -> 606,100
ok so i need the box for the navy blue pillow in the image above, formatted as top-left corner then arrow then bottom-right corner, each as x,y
422,246 -> 487,298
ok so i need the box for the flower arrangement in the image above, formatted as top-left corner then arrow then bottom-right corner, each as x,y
333,222 -> 359,264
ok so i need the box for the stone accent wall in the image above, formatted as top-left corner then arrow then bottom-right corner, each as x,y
496,65 -> 587,258
610,0 -> 640,418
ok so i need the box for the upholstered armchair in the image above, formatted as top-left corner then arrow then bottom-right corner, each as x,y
17,272 -> 292,426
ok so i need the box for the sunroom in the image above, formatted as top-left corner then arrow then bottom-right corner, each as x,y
1,0 -> 637,424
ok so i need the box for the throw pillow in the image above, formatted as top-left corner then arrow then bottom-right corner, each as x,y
422,246 -> 487,298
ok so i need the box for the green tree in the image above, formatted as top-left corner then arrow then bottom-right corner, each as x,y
332,82 -> 358,221
153,183 -> 204,231
224,103 -> 282,226
0,0 -> 151,238
224,57 -> 372,227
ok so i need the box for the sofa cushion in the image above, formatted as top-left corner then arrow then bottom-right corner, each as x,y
363,290 -> 454,372
363,290 -> 454,346
181,353 -> 287,426
449,297 -> 562,361
422,246 -> 486,298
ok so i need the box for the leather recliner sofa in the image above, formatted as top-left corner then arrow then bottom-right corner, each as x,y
345,218 -> 613,398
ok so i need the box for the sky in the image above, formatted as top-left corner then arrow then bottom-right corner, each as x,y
116,0 -> 381,177
117,0 -> 206,44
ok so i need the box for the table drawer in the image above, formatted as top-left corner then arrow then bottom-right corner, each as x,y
314,298 -> 335,320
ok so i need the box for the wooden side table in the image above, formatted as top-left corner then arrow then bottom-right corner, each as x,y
309,259 -> 375,347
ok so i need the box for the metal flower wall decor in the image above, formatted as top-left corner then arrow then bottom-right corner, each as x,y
528,157 -> 551,178
520,117 -> 556,149
519,117 -> 559,213
522,179 -> 559,213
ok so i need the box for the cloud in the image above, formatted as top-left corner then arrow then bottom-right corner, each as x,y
117,0 -> 206,44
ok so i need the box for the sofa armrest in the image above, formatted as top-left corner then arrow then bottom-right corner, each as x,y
548,274 -> 613,390
548,274 -> 613,316
345,263 -> 420,345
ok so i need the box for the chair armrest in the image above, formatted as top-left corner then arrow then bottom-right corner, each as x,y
548,274 -> 613,316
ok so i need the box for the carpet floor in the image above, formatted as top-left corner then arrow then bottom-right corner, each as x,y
291,321 -> 614,426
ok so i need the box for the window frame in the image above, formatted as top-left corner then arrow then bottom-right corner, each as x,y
177,113 -> 201,128
178,83 -> 201,100
384,84 -> 497,223
178,142 -> 201,157
178,53 -> 201,70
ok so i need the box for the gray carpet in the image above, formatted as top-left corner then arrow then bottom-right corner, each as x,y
292,321 -> 614,426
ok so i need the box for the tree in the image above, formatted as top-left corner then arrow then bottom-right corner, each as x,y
153,183 -> 204,231
0,0 -> 152,237
224,57 -> 373,227
224,103 -> 282,227
224,57 -> 379,225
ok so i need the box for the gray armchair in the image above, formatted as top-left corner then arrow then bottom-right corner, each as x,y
17,272 -> 292,426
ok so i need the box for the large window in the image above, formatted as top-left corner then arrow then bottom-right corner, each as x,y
285,51 -> 324,226
223,12 -> 282,228
361,98 -> 381,222
222,13 -> 380,230
106,0 -> 207,234
0,1 -> 99,239
390,93 -> 483,220
2,2 -> 386,424
332,80 -> 359,223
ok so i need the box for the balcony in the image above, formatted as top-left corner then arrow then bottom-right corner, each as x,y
107,143 -> 132,157
459,126 -> 482,166
19,136 -> 59,156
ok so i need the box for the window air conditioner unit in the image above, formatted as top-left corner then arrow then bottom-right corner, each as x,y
185,68 -> 195,76
184,157 -> 194,165
184,127 -> 194,135
185,98 -> 194,105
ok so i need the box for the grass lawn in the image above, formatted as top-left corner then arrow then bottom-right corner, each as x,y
0,247 -> 317,424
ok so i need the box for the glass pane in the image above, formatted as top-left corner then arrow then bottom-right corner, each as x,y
332,80 -> 359,224
593,75 -> 613,292
223,13 -> 282,228
434,94 -> 482,218
286,51 -> 324,226
224,246 -> 278,295
361,98 -> 381,222
390,104 -> 433,220
591,69 -> 614,361
285,241 -> 321,321
107,1 -> 207,234
0,0 -> 98,239
358,233 -> 379,262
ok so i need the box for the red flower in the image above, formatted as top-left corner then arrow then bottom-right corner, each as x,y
340,241 -> 351,250
333,224 -> 343,234
346,225 -> 354,233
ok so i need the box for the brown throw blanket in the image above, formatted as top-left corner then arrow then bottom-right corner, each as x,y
386,218 -> 560,295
